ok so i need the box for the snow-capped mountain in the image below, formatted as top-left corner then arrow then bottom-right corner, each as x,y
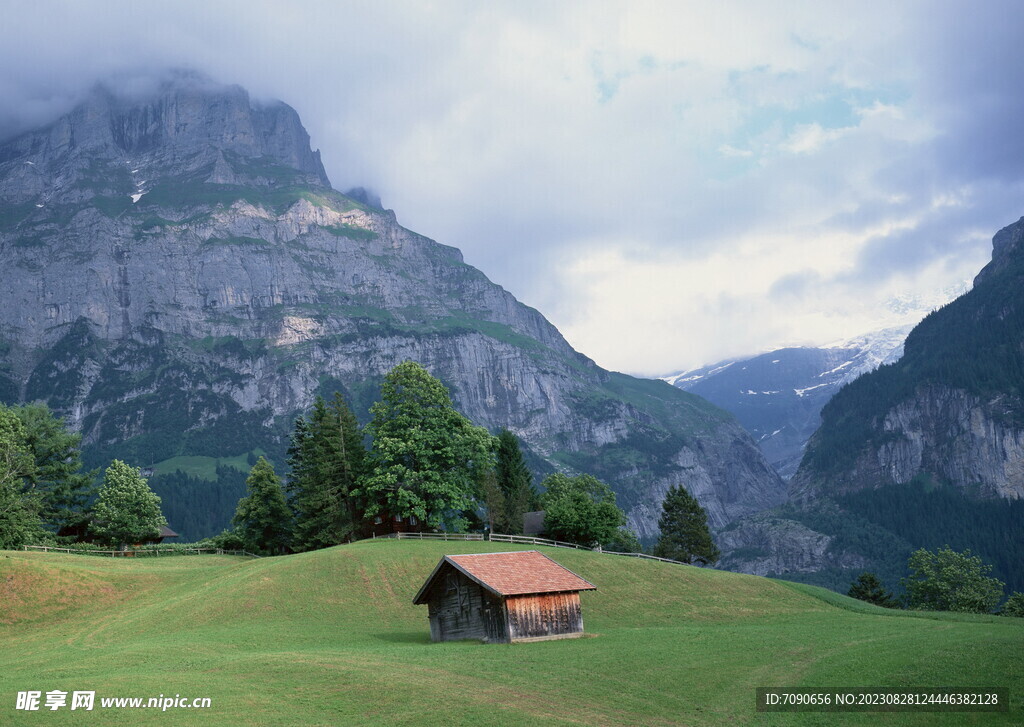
661,296 -> 964,480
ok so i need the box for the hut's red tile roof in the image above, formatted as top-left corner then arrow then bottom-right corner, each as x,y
446,551 -> 596,596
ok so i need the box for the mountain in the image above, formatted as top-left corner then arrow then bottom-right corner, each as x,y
0,72 -> 784,541
662,283 -> 969,480
718,219 -> 1024,593
662,325 -> 912,478
793,221 -> 1024,501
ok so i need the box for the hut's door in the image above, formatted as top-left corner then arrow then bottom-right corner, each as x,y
482,596 -> 507,643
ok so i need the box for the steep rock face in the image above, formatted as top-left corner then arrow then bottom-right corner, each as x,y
791,217 -> 1024,503
0,75 -> 785,539
823,387 -> 1024,500
717,513 -> 867,577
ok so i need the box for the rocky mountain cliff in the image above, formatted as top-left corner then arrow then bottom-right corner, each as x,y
792,219 -> 1024,501
0,73 -> 785,540
718,218 -> 1024,591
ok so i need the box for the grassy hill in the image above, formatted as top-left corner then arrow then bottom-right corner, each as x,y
1,540 -> 1021,726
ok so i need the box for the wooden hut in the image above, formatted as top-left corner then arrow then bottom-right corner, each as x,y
412,550 -> 597,643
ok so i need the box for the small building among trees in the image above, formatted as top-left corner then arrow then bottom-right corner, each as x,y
145,525 -> 180,545
412,550 -> 597,643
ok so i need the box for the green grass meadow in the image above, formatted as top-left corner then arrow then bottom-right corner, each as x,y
1,540 -> 1021,726
150,452 -> 260,480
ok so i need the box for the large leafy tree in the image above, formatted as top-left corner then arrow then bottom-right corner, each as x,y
15,403 -> 95,536
91,460 -> 167,549
287,393 -> 366,551
0,405 -> 42,548
903,546 -> 1004,613
847,571 -> 898,608
363,361 -> 493,532
233,457 -> 292,555
493,429 -> 539,534
653,484 -> 720,566
540,473 -> 625,547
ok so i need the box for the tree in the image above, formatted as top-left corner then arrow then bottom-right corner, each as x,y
540,473 -> 626,547
653,484 -> 720,566
287,393 -> 367,551
363,361 -> 493,532
1003,592 -> 1024,618
0,405 -> 42,548
90,460 -> 167,549
903,546 -> 1005,613
480,467 -> 507,533
15,403 -> 95,536
848,571 -> 898,608
233,457 -> 292,555
605,526 -> 643,553
494,429 -> 539,534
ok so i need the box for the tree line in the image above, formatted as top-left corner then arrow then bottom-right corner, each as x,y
227,361 -> 720,565
1,359 -> 720,569
226,361 -> 629,554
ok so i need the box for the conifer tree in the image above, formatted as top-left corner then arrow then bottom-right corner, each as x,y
494,429 -> 539,533
15,403 -> 95,536
363,361 -> 493,532
233,457 -> 291,555
480,468 -> 507,533
847,571 -> 898,608
91,460 -> 166,549
653,484 -> 720,566
287,393 -> 366,551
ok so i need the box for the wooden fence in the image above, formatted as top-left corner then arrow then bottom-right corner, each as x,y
389,531 -> 693,567
486,533 -> 589,550
22,545 -> 261,558
22,534 -> 691,568
386,532 -> 485,542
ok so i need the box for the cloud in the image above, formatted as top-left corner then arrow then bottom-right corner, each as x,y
1,0 -> 1022,375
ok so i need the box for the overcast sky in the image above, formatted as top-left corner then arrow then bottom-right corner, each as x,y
3,1 -> 1021,375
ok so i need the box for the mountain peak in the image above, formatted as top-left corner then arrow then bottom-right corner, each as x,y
975,215 -> 1024,286
0,71 -> 330,195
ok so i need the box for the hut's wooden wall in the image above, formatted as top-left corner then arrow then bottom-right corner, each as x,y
426,568 -> 508,643
505,592 -> 584,642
